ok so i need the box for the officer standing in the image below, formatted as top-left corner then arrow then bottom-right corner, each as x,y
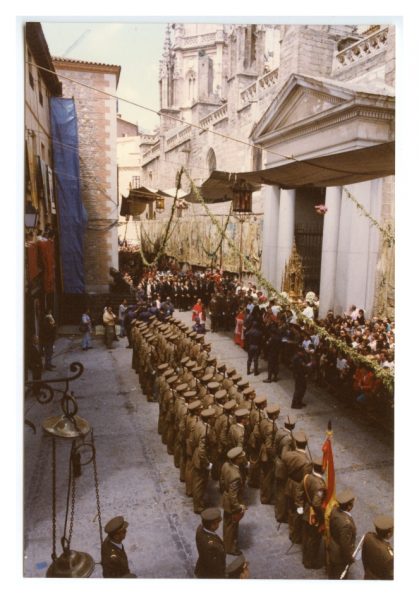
301,456 -> 326,569
257,404 -> 280,504
361,515 -> 394,579
194,507 -> 226,578
101,516 -> 134,578
327,488 -> 357,579
283,431 -> 312,543
274,416 -> 296,523
291,348 -> 310,409
220,447 -> 247,555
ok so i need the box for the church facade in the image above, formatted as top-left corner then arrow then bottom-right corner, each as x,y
130,23 -> 395,318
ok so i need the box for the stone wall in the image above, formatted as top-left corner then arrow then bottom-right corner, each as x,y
55,65 -> 119,293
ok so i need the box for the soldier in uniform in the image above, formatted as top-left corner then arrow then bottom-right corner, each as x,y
192,407 -> 217,514
173,383 -> 189,474
362,515 -> 394,579
274,415 -> 296,523
257,404 -> 280,504
194,507 -> 226,579
327,488 -> 357,579
101,516 -> 134,578
220,447 -> 247,555
184,395 -> 201,498
283,430 -> 312,543
301,456 -> 326,569
247,396 -> 267,489
211,389 -> 227,481
216,398 -> 236,476
228,408 -> 250,452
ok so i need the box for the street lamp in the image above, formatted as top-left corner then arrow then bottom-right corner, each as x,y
155,196 -> 165,213
24,202 -> 39,229
232,179 -> 253,281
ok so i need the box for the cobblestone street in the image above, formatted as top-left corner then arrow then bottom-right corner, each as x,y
23,311 -> 393,580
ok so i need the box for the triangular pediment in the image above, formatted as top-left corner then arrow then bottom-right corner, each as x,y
253,73 -> 364,140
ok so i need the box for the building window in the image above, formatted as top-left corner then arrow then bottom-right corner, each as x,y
38,71 -> 43,106
207,148 -> 217,175
131,176 -> 141,189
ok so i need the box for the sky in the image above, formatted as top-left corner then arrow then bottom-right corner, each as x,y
42,21 -> 168,132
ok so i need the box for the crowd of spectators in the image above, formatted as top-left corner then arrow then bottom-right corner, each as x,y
113,267 -> 394,415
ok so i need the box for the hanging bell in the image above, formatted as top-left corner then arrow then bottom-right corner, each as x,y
46,547 -> 95,578
42,414 -> 91,439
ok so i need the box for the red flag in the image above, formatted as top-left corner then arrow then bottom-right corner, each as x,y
321,426 -> 338,541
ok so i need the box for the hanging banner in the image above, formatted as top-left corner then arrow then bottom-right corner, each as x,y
50,97 -> 87,293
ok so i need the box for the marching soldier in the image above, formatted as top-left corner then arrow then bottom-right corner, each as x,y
283,430 -> 312,543
257,404 -> 280,504
328,488 -> 357,579
361,514 -> 394,579
101,516 -> 134,578
301,456 -> 326,569
192,407 -> 217,514
194,508 -> 226,579
220,447 -> 247,555
274,416 -> 296,523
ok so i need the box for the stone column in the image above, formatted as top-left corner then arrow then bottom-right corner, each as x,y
261,186 -> 280,287
318,186 -> 342,318
276,188 -> 296,290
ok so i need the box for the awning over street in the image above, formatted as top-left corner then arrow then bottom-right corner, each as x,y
185,141 -> 395,203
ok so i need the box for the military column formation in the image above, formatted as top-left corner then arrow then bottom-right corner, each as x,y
126,315 -> 393,580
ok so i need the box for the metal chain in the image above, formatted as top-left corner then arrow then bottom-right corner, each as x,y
91,428 -> 103,545
68,444 -> 77,546
51,437 -> 57,561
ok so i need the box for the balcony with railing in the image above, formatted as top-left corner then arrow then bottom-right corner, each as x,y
239,67 -> 279,108
142,140 -> 161,165
182,32 -> 217,48
165,124 -> 193,151
199,104 -> 228,130
333,26 -> 389,72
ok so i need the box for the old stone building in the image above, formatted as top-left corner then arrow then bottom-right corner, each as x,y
53,57 -> 121,293
123,23 -> 395,318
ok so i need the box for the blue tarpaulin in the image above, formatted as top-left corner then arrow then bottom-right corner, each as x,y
50,98 -> 87,294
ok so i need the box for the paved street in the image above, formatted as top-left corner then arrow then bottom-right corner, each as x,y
23,310 -> 393,579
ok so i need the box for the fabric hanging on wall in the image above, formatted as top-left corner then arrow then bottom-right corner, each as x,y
26,242 -> 41,282
38,239 -> 55,293
50,97 -> 87,293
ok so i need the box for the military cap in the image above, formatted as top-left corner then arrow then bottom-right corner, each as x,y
144,332 -> 153,339
201,373 -> 214,384
312,456 -> 324,469
186,360 -> 197,368
226,367 -> 236,377
188,400 -> 202,412
336,488 -> 355,505
163,368 -> 175,378
215,389 -> 227,402
284,415 -> 296,428
203,342 -> 211,349
168,334 -> 178,342
293,431 -> 307,444
157,363 -> 169,372
131,319 -> 138,325
224,400 -> 237,411
217,363 -> 226,372
266,404 -> 281,416
167,375 -> 179,385
237,379 -> 249,389
184,390 -> 198,399
231,374 -> 242,384
201,407 -> 216,419
243,387 -> 255,396
104,516 -> 128,535
196,334 -> 205,342
189,331 -> 197,339
224,379 -> 234,389
227,447 -> 246,460
206,356 -> 217,364
226,554 -> 246,578
191,366 -> 203,374
149,315 -> 156,321
254,396 -> 267,406
208,382 -> 220,392
235,408 -> 250,419
175,383 -> 189,394
180,357 -> 190,366
374,515 -> 394,531
201,507 -> 222,522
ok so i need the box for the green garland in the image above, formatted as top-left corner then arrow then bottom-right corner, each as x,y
200,204 -> 233,260
185,170 -> 394,394
343,187 -> 395,248
134,168 -> 184,268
